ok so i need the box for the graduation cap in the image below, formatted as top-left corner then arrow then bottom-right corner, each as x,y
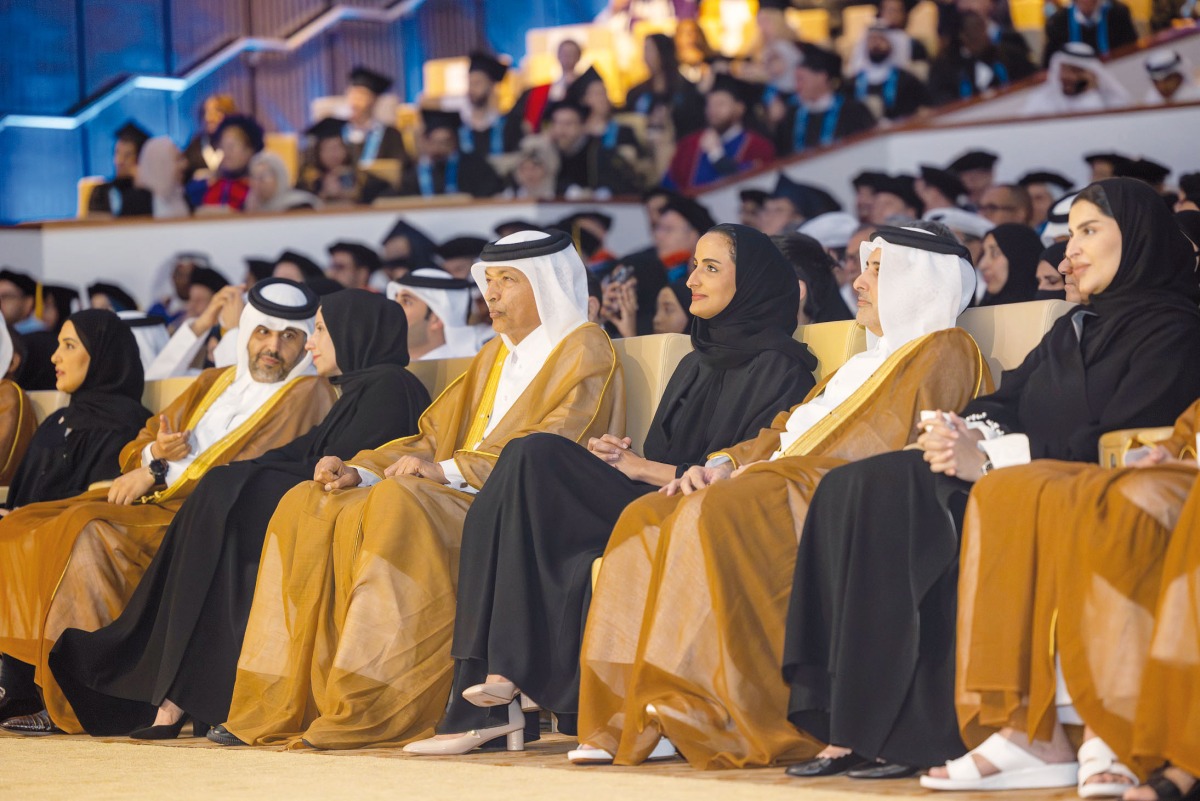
1018,171 -> 1074,192
710,73 -> 764,107
305,275 -> 345,297
564,210 -> 613,232
875,174 -> 924,216
565,66 -> 606,106
1117,157 -> 1171,185
796,43 -> 842,79
468,51 -> 509,83
553,219 -> 602,259
851,170 -> 890,191
660,197 -> 717,235
213,115 -> 264,152
348,66 -> 393,96
947,150 -> 998,174
305,117 -> 346,142
1178,172 -> 1200,202
115,121 -> 151,152
1145,50 -> 1184,80
275,250 -> 324,280
87,282 -> 138,312
770,174 -> 843,219
739,188 -> 770,205
244,257 -> 275,283
494,219 -> 542,238
0,269 -> 37,297
328,241 -> 382,272
919,165 -> 967,203
189,267 -> 230,294
437,236 -> 489,262
420,108 -> 463,134
1083,152 -> 1134,176
543,98 -> 589,120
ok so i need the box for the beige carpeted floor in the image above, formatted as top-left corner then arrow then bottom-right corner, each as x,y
0,731 -> 1080,801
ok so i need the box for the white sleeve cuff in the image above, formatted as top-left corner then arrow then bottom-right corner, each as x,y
141,443 -> 156,467
705,455 -> 732,468
354,467 -> 382,487
440,458 -> 470,490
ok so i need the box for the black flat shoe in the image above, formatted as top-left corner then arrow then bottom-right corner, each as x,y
206,724 -> 247,747
130,713 -> 200,741
1142,767 -> 1200,801
847,760 -> 921,780
786,751 -> 871,777
0,688 -> 43,723
0,709 -> 62,735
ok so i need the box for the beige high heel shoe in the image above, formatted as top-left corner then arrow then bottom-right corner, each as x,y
402,699 -> 524,755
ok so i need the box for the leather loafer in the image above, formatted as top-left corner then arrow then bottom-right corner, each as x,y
206,724 -> 247,747
786,751 -> 871,777
0,709 -> 62,736
847,760 -> 922,780
0,688 -> 43,724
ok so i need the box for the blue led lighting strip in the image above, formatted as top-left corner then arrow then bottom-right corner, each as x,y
0,0 -> 427,133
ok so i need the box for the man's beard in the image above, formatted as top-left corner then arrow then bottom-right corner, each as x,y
249,349 -> 290,382
1063,78 -> 1090,96
867,49 -> 891,64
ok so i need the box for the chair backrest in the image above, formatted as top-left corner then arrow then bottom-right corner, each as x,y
406,356 -> 476,403
77,176 -> 106,218
957,299 -> 1075,387
27,389 -> 69,424
143,377 -> 194,414
263,132 -> 300,186
612,333 -> 694,451
796,319 -> 869,383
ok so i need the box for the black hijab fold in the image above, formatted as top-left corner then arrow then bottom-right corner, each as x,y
65,309 -> 151,433
980,223 -> 1043,306
690,224 -> 818,372
1033,241 -> 1069,301
259,289 -> 428,469
642,224 -> 818,471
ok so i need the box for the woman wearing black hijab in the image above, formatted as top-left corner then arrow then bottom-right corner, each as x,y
624,33 -> 706,138
1034,240 -> 1071,301
782,178 -> 1200,780
48,291 -> 430,739
403,224 -> 817,755
5,309 -> 149,511
0,309 -> 147,723
978,223 -> 1044,306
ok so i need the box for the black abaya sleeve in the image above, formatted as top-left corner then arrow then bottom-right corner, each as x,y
959,314 -> 1069,432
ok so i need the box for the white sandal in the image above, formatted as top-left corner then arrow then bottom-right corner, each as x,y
567,736 -> 678,765
1077,738 -> 1139,798
920,733 -> 1080,791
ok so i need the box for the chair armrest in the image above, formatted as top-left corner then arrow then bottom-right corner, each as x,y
0,487 -> 7,504
1098,427 -> 1174,467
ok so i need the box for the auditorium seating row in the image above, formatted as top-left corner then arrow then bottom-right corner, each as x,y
19,298 -> 1065,450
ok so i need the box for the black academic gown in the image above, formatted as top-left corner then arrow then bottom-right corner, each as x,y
49,365 -> 430,733
773,97 -> 876,157
782,304 -> 1200,767
554,138 -> 639,197
346,125 -> 409,166
397,153 -> 504,198
1043,1 -> 1138,65
86,177 -> 153,218
439,337 -> 818,738
852,68 -> 931,121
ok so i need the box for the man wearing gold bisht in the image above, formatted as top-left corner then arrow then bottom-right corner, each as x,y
210,229 -> 624,750
0,279 -> 334,735
575,224 -> 989,769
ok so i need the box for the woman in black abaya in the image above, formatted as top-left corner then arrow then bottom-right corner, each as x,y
404,224 -> 818,755
781,178 -> 1200,780
49,290 -> 430,738
977,223 -> 1043,307
0,310 -> 148,722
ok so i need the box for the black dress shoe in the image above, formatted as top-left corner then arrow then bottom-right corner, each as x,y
0,709 -> 63,735
786,752 -> 871,777
847,760 -> 921,779
206,724 -> 247,746
0,688 -> 43,723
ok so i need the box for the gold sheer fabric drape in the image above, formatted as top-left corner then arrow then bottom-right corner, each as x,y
0,368 -> 333,732
956,399 -> 1200,773
578,328 -> 988,768
224,325 -> 625,750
